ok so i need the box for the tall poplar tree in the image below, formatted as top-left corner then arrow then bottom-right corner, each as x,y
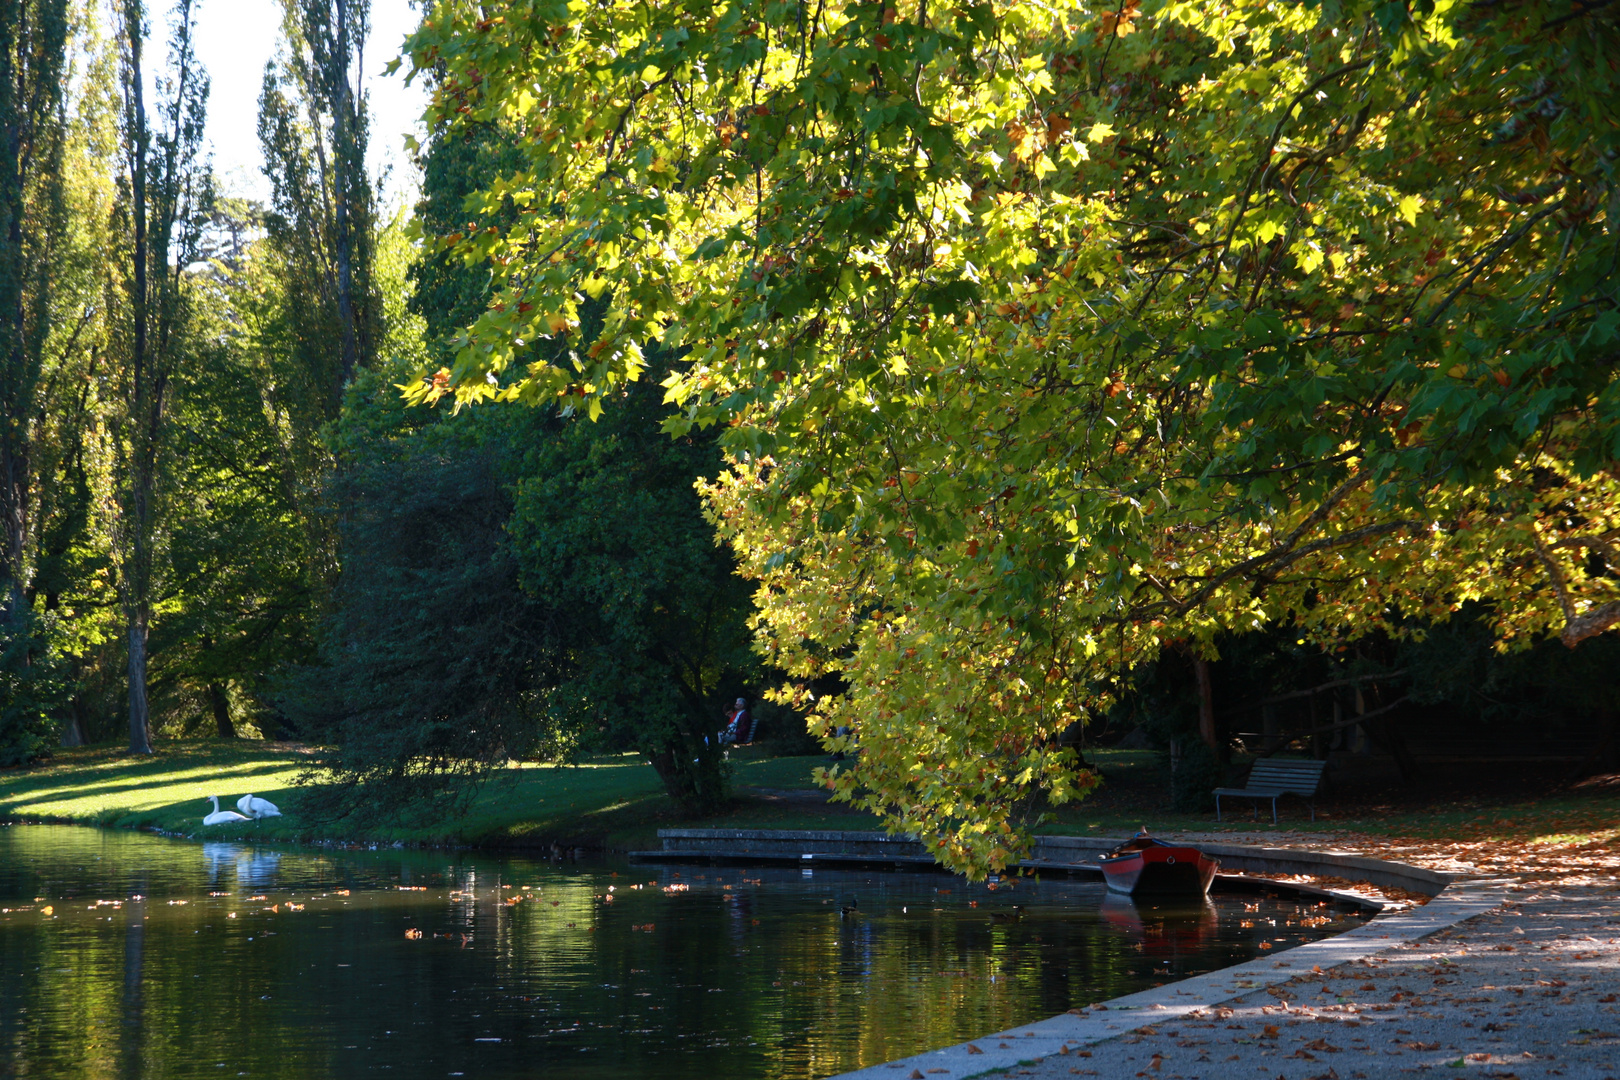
0,0 -> 71,642
112,0 -> 209,754
258,0 -> 377,407
0,0 -> 75,763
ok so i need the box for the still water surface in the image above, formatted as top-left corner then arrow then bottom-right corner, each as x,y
0,824 -> 1366,1079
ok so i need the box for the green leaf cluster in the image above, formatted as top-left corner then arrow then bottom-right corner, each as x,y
400,0 -> 1618,873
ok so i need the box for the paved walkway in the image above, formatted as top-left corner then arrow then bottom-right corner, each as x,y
1002,884 -> 1620,1080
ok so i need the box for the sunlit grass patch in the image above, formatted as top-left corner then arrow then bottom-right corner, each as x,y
4,739 -> 1613,864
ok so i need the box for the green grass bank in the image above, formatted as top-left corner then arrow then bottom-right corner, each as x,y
2,740 -> 1615,858
0,741 -> 883,850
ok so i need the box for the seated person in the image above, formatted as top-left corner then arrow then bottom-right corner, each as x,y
729,698 -> 753,744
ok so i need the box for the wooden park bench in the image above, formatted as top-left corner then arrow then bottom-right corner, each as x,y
1214,758 -> 1328,824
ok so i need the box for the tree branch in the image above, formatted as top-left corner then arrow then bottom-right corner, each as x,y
1220,669 -> 1408,717
1561,601 -> 1620,648
1255,695 -> 1411,756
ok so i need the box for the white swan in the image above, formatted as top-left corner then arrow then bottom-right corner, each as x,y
203,796 -> 250,826
236,794 -> 281,819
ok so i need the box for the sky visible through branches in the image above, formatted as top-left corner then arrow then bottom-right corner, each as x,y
170,0 -> 425,205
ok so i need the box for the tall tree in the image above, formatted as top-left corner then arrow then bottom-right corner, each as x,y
155,242 -> 327,742
507,373 -> 759,813
24,9 -> 123,752
111,0 -> 210,754
407,0 -> 1620,874
0,0 -> 71,684
258,0 -> 377,406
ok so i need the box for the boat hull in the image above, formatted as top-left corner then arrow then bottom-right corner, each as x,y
1100,846 -> 1218,896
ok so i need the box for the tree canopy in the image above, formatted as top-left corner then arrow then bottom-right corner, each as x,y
278,108 -> 761,818
403,0 -> 1620,873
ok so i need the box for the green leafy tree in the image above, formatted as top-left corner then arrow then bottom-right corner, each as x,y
0,0 -> 73,760
0,0 -> 71,617
406,0 -> 1620,874
288,362 -> 759,817
281,90 -> 756,815
109,0 -> 212,754
508,372 -> 759,812
280,375 -> 559,819
152,240 -> 327,740
27,10 -> 123,749
406,122 -> 525,349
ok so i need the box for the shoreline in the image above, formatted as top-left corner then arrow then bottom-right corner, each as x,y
1002,881 -> 1620,1080
828,880 -> 1515,1080
11,816 -> 1612,1079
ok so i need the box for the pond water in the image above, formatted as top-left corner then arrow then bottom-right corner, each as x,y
0,824 -> 1367,1079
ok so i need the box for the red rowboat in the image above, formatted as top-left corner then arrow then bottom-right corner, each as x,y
1098,830 -> 1218,896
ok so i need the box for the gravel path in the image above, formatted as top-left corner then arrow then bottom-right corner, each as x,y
1004,885 -> 1620,1080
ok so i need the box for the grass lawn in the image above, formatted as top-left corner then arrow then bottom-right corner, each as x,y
1039,748 -> 1620,850
0,740 -> 884,850
1,740 -> 1614,856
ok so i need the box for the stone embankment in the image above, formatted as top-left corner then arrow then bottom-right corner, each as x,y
1008,883 -> 1620,1080
636,828 -> 1619,1080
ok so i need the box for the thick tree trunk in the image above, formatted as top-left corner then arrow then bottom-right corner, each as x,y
126,611 -> 151,753
207,681 -> 236,739
58,715 -> 84,746
1194,657 -> 1216,750
645,724 -> 728,815
646,747 -> 696,808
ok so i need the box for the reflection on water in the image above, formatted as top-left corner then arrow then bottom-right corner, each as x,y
202,842 -> 283,890
0,824 -> 1367,1079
